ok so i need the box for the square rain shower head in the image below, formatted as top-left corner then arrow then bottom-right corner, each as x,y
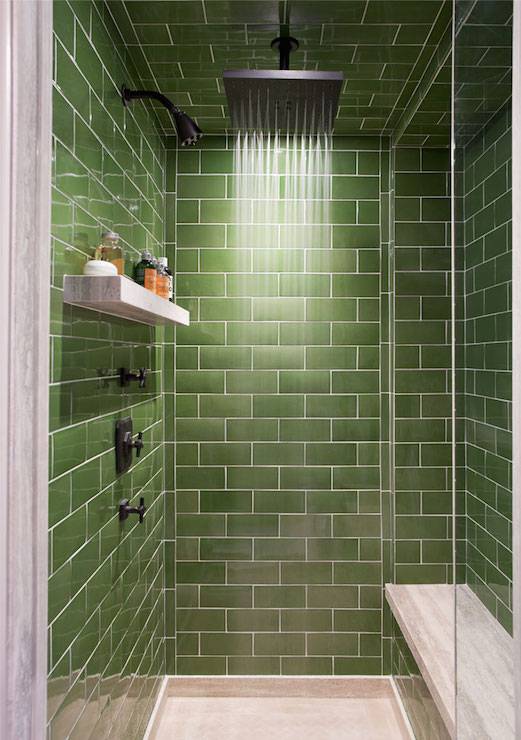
223,69 -> 344,134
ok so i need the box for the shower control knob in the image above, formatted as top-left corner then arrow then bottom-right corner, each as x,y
124,430 -> 144,457
137,368 -> 148,388
119,367 -> 149,388
134,432 -> 143,457
119,497 -> 146,524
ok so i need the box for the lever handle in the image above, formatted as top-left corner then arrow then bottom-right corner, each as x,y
124,430 -> 144,458
119,367 -> 149,388
119,497 -> 146,524
137,496 -> 146,523
138,368 -> 148,388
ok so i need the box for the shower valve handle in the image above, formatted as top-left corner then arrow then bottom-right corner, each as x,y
119,367 -> 149,388
124,430 -> 144,457
134,432 -> 143,457
137,368 -> 148,388
119,497 -> 146,524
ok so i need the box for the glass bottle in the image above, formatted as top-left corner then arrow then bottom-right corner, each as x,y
134,250 -> 157,293
94,231 -> 124,275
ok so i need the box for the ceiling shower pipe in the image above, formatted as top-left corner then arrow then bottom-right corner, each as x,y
270,35 -> 299,70
121,85 -> 203,146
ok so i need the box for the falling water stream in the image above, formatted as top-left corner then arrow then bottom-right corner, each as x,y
233,131 -> 332,250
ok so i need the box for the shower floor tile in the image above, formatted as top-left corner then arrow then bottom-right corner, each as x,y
151,694 -> 410,739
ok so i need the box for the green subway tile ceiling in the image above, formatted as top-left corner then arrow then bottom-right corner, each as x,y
396,0 -> 513,148
394,35 -> 452,148
454,0 -> 512,145
107,0 -> 453,137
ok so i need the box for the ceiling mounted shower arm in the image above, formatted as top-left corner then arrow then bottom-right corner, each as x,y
223,17 -> 343,135
271,36 -> 299,71
121,85 -> 203,146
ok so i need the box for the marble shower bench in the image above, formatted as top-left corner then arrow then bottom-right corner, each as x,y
385,583 -> 514,739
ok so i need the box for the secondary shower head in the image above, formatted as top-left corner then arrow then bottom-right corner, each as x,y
121,86 -> 203,146
223,34 -> 343,134
172,109 -> 203,147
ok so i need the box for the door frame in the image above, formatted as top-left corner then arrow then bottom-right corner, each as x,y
0,1 -> 52,738
513,1 -> 521,735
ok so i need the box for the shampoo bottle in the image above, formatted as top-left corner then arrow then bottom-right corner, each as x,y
156,258 -> 169,300
158,257 -> 173,301
134,250 -> 157,293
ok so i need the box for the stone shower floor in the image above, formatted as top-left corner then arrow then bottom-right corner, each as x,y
148,678 -> 411,740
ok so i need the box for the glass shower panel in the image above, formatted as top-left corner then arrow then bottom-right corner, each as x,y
453,0 -> 514,736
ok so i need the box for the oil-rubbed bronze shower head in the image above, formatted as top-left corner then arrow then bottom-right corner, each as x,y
121,85 -> 203,146
223,68 -> 343,134
223,34 -> 342,134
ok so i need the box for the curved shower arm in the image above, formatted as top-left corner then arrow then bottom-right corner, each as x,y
121,85 -> 183,115
121,84 -> 203,146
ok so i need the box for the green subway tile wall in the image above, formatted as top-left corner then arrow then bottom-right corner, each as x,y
164,143 -> 177,670
394,147 -> 453,584
49,1 -> 166,736
49,2 -> 504,723
462,103 -> 512,632
390,146 -> 452,739
172,135 -> 392,675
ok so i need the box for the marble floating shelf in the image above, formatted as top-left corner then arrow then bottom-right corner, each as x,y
63,275 -> 190,327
